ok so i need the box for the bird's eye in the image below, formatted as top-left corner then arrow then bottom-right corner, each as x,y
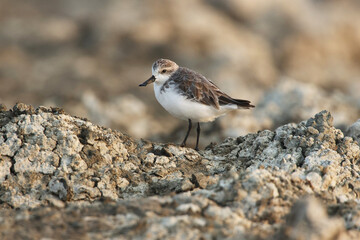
161,69 -> 167,73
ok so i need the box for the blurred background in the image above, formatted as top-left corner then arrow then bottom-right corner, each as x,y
0,0 -> 359,148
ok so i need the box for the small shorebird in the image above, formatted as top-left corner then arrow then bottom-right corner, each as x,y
139,59 -> 254,150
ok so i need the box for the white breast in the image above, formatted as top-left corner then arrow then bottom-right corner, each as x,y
153,83 -> 236,122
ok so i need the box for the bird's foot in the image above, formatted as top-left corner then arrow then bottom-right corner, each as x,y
180,142 -> 186,147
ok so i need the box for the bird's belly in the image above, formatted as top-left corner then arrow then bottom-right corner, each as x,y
154,85 -> 230,122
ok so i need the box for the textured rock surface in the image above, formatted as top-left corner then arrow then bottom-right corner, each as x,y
347,120 -> 360,146
0,103 -> 359,239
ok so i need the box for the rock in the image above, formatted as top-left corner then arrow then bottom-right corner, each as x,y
253,79 -> 360,130
0,0 -> 359,237
275,196 -> 347,240
207,0 -> 360,90
0,104 -> 359,239
0,104 -> 7,112
347,119 -> 360,145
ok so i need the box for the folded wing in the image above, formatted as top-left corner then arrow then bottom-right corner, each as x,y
172,67 -> 255,110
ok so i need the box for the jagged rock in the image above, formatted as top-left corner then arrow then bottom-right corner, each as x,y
347,119 -> 360,146
275,196 -> 347,240
0,104 -> 359,239
252,79 -> 360,130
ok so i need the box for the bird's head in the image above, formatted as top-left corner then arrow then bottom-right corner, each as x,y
139,59 -> 179,87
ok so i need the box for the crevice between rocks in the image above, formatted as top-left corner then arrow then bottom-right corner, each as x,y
9,157 -> 17,176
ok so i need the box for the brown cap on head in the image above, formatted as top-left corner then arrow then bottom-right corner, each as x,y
152,59 -> 179,72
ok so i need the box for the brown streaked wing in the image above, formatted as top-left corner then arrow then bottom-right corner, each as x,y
170,67 -> 223,109
169,67 -> 255,109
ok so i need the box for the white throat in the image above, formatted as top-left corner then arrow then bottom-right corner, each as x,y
152,70 -> 171,85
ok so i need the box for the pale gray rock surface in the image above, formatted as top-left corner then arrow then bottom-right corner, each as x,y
0,103 -> 359,239
274,196 -> 349,240
347,119 -> 360,146
252,79 -> 360,130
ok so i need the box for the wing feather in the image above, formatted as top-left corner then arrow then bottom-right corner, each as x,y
168,67 -> 254,110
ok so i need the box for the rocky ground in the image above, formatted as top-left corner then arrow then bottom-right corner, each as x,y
0,103 -> 359,239
1,1 -> 360,239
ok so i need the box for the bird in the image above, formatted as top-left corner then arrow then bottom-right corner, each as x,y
139,58 -> 255,150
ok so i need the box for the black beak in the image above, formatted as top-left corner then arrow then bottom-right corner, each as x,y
139,75 -> 155,87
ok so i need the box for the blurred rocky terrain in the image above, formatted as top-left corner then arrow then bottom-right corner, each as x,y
0,103 -> 360,239
0,0 -> 359,148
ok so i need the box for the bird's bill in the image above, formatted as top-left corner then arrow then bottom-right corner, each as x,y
139,75 -> 155,87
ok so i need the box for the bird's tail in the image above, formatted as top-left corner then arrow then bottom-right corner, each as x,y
219,95 -> 255,109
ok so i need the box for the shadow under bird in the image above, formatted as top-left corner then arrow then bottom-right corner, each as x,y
139,59 -> 255,150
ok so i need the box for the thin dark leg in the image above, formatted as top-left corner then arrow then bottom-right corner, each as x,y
181,119 -> 192,147
195,122 -> 200,151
